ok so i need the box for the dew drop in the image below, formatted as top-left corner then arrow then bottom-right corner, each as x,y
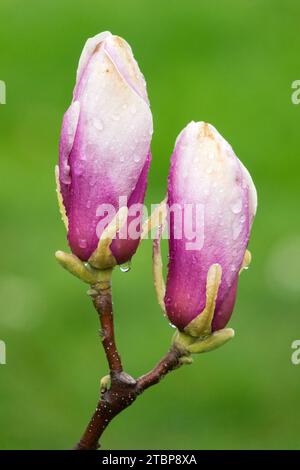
133,154 -> 140,163
230,198 -> 242,214
79,239 -> 87,249
119,262 -> 131,273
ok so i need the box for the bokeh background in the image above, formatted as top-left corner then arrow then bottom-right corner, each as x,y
0,0 -> 299,450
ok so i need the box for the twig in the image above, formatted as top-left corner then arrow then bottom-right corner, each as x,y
92,283 -> 123,375
74,283 -> 184,450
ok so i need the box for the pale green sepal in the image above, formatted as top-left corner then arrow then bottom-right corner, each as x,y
184,263 -> 222,338
55,251 -> 98,284
179,356 -> 193,365
100,374 -> 111,393
88,206 -> 128,270
187,328 -> 235,354
239,249 -> 251,274
172,330 -> 194,354
55,251 -> 113,289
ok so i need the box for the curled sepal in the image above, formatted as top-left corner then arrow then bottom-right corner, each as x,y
184,264 -> 222,338
88,206 -> 129,270
141,198 -> 167,239
173,328 -> 234,355
55,251 -> 113,289
55,166 -> 68,231
187,328 -> 235,354
55,251 -> 98,284
151,201 -> 168,312
239,249 -> 251,274
178,356 -> 194,365
100,374 -> 111,393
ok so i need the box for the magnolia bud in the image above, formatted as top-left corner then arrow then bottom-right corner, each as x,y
164,121 -> 257,334
57,31 -> 153,265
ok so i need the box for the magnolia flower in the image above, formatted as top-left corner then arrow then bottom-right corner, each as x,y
163,122 -> 257,336
56,31 -> 153,265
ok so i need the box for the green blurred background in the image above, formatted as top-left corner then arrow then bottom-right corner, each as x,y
0,0 -> 299,450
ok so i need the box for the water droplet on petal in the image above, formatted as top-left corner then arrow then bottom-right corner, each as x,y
133,154 -> 140,163
230,198 -> 242,214
79,239 -> 87,249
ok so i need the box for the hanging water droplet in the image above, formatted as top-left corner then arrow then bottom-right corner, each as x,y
119,261 -> 131,273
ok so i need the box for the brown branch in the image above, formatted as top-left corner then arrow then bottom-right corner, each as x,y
137,347 -> 183,392
74,281 -> 185,450
92,284 -> 123,374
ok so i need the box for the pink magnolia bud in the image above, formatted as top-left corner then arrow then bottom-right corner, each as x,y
165,122 -> 257,332
57,31 -> 153,263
